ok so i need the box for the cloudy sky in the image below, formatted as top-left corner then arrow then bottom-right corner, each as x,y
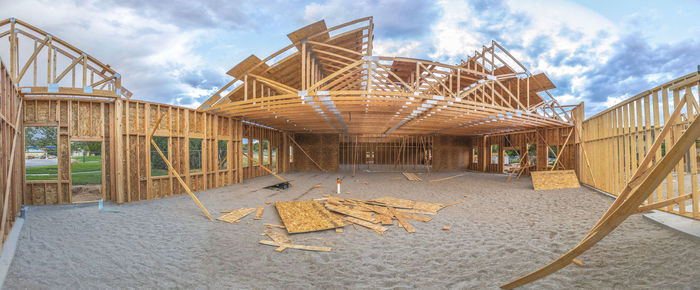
2,0 -> 699,116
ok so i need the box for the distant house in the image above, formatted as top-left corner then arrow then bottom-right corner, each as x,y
25,149 -> 47,159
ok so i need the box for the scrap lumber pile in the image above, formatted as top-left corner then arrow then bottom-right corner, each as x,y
217,195 -> 464,253
317,195 -> 463,234
402,172 -> 422,181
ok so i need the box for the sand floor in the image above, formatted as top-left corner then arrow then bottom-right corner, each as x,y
5,171 -> 700,289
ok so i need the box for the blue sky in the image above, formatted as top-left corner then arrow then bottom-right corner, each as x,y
2,0 -> 699,117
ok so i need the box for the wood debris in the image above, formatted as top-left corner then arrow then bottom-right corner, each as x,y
265,229 -> 291,252
264,224 -> 286,229
275,201 -> 344,233
216,208 -> 256,223
354,179 -> 369,185
259,240 -> 331,252
442,226 -> 451,231
254,206 -> 265,220
429,173 -> 467,182
402,172 -> 422,181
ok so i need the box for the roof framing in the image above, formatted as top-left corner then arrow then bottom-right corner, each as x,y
198,16 -> 575,136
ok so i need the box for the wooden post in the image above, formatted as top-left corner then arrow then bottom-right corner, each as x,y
0,102 -> 22,246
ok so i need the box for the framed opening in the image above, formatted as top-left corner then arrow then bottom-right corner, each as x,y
218,140 -> 228,170
189,138 -> 202,173
151,136 -> 169,177
472,147 -> 478,164
252,139 -> 260,165
243,138 -> 249,167
548,145 -> 558,166
289,145 -> 293,163
529,143 -> 537,165
70,141 -> 102,203
262,140 -> 270,165
24,126 -> 58,181
490,144 -> 499,164
271,147 -> 278,171
365,151 -> 375,164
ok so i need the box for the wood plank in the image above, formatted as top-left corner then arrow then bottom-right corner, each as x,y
254,206 -> 264,220
259,240 -> 331,252
216,208 -> 256,223
391,208 -> 416,233
343,216 -> 387,234
325,204 -> 379,223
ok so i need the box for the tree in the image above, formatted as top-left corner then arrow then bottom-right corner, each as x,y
25,127 -> 57,155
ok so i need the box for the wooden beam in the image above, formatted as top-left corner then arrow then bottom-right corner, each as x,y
149,113 -> 213,221
0,102 -> 22,247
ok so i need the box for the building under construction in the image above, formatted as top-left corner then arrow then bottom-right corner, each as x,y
0,17 -> 698,288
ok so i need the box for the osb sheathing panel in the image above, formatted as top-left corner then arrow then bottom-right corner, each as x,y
531,170 -> 580,190
292,133 -> 339,171
433,135 -> 470,171
275,200 -> 344,233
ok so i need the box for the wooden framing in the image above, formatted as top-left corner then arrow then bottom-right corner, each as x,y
0,57 -> 23,251
200,17 -> 574,137
503,94 -> 700,288
0,18 -> 131,99
579,72 -> 700,219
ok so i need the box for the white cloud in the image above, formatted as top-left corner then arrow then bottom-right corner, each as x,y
373,39 -> 425,58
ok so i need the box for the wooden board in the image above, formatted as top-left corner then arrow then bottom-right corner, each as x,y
413,201 -> 443,213
325,204 -> 379,223
343,216 -> 388,234
254,206 -> 264,219
259,240 -> 331,252
372,197 -> 416,209
264,229 -> 291,252
216,208 -> 256,223
391,209 -> 415,233
531,170 -> 580,190
275,201 -> 344,233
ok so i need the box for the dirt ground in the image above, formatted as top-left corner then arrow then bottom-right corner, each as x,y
71,185 -> 102,203
4,171 -> 700,288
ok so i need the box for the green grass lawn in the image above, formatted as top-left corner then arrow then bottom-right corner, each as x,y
25,165 -> 58,175
26,174 -> 58,181
71,155 -> 101,162
71,160 -> 101,172
27,158 -> 102,182
71,172 -> 101,185
151,168 -> 169,177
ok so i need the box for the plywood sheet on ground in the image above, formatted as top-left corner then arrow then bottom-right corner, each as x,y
531,170 -> 580,190
275,201 -> 344,233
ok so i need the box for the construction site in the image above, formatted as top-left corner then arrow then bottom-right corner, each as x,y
0,16 -> 699,288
